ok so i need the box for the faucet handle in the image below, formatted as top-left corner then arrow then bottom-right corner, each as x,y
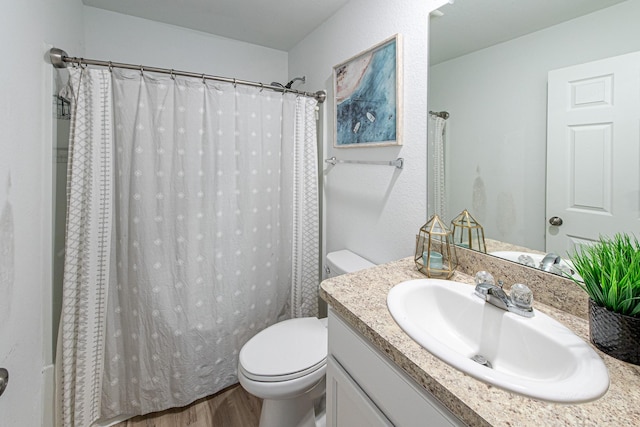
474,271 -> 495,286
510,283 -> 533,310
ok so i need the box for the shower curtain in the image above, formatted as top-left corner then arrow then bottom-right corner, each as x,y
58,67 -> 319,426
432,116 -> 447,219
58,68 -> 113,427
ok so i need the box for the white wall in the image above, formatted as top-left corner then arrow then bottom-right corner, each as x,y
290,0 -> 438,265
429,0 -> 640,251
83,6 -> 288,84
0,0 -> 85,425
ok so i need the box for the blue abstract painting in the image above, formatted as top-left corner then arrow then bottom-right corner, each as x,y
334,35 -> 400,147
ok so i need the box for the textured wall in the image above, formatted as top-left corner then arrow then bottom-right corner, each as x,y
0,0 -> 85,425
83,7 -> 289,85
289,0 -> 436,266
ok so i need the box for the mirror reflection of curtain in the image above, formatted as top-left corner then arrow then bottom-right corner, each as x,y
57,67 -> 319,426
432,116 -> 447,218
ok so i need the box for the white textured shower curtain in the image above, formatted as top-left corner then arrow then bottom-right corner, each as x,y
432,116 -> 447,219
58,67 -> 319,426
58,68 -> 113,427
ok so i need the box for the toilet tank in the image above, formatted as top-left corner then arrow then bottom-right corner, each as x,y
325,250 -> 375,278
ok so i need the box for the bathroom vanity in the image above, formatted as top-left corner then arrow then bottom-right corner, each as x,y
320,255 -> 640,426
326,309 -> 464,426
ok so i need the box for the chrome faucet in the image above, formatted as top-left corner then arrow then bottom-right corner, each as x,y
474,272 -> 534,318
539,252 -> 561,272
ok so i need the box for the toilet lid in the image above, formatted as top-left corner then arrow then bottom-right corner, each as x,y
239,317 -> 328,381
326,250 -> 375,275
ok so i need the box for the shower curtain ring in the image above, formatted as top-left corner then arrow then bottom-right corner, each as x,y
202,73 -> 206,84
139,65 -> 144,76
233,78 -> 237,88
170,69 -> 175,80
260,83 -> 264,92
108,61 -> 113,72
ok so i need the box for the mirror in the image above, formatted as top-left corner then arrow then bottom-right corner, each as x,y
427,0 -> 640,266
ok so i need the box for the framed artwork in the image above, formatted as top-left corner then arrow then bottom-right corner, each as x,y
333,34 -> 402,148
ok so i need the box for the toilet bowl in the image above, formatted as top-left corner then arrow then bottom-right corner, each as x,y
237,249 -> 374,427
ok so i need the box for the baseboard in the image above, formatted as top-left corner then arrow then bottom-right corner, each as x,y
42,364 -> 55,427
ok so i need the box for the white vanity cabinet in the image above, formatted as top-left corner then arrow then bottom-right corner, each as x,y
326,309 -> 466,427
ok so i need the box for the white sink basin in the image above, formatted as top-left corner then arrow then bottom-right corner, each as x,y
489,251 -> 582,280
387,279 -> 609,403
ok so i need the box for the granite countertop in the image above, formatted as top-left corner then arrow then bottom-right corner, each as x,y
319,257 -> 640,427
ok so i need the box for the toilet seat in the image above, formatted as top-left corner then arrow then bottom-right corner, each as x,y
239,358 -> 326,382
239,317 -> 328,382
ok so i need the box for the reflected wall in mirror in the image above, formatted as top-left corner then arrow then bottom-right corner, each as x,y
427,0 -> 640,261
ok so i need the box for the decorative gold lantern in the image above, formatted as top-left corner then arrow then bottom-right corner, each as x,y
414,214 -> 458,279
450,209 -> 486,253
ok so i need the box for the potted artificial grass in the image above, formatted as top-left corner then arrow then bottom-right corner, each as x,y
569,233 -> 640,365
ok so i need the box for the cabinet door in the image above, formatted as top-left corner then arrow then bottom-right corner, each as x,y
326,356 -> 393,427
328,310 -> 466,427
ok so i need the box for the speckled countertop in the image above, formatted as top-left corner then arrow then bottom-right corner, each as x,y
319,256 -> 640,427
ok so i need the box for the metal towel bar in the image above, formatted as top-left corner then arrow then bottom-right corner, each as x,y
324,157 -> 404,169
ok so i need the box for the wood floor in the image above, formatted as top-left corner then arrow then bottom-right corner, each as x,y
113,384 -> 262,427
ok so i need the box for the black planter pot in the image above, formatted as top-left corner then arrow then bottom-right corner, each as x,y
589,299 -> 640,366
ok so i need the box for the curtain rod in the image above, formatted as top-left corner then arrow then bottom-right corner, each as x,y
48,48 -> 327,103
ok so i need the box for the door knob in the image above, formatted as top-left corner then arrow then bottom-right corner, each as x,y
0,368 -> 8,397
548,216 -> 563,226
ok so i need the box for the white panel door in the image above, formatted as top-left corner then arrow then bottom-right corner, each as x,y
546,51 -> 640,254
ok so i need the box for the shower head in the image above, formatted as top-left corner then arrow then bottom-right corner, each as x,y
429,110 -> 450,120
270,76 -> 306,91
285,76 -> 306,89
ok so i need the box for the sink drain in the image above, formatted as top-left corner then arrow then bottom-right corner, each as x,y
471,354 -> 492,369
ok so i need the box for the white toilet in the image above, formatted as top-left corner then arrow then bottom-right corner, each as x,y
237,249 -> 375,427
